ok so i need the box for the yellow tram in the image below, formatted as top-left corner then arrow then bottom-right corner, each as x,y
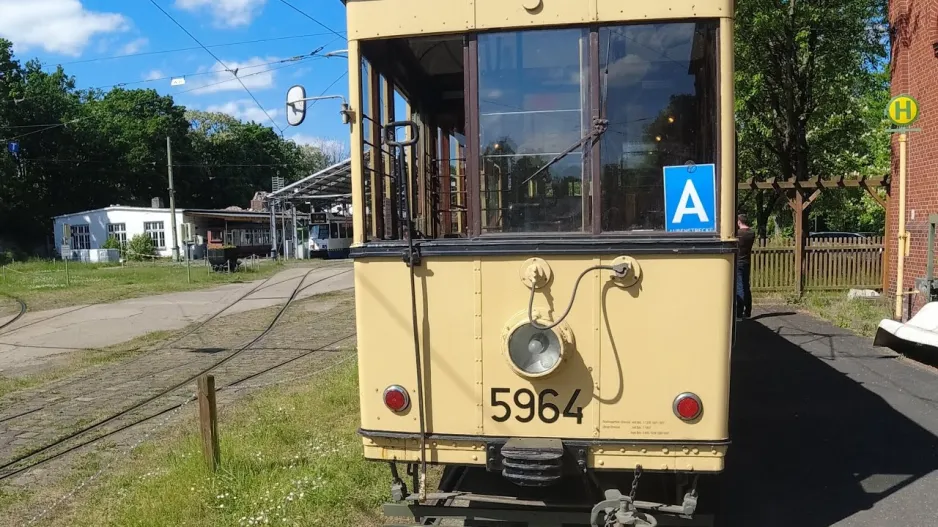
289,1 -> 737,525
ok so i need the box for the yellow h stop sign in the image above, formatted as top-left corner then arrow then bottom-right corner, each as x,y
887,94 -> 919,126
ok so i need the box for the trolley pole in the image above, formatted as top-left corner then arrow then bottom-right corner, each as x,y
167,136 -> 180,262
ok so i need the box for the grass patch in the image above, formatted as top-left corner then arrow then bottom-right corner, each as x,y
761,290 -> 892,338
44,358 -> 393,527
0,258 -> 312,312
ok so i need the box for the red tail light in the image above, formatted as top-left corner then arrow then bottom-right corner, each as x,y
383,385 -> 410,412
673,393 -> 702,421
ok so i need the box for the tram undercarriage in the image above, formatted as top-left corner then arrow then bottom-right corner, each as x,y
381,437 -> 721,527
383,462 -> 717,527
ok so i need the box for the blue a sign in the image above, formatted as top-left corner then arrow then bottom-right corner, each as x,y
7,141 -> 19,155
662,163 -> 716,233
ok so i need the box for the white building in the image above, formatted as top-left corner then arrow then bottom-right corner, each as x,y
53,206 -> 186,259
52,204 -> 300,260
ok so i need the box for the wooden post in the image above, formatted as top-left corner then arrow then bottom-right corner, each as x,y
64,257 -> 70,287
793,190 -> 805,297
197,374 -> 220,471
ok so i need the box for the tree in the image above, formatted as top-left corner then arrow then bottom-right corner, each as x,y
734,0 -> 889,237
0,37 -> 341,256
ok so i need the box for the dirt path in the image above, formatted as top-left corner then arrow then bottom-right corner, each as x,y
0,262 -> 353,374
0,271 -> 358,525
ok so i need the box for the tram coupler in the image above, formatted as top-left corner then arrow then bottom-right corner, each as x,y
590,490 -> 658,527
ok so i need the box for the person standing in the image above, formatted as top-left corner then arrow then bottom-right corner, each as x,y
736,214 -> 756,319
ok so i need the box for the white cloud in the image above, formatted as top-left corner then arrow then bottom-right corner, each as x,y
121,37 -> 149,55
184,56 -> 279,95
206,99 -> 280,125
144,69 -> 165,81
0,0 -> 129,57
173,0 -> 267,28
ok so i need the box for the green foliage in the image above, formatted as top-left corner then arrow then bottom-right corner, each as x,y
0,38 -> 337,255
126,234 -> 155,261
734,0 -> 889,236
101,236 -> 122,251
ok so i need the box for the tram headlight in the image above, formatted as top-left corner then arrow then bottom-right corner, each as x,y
506,324 -> 563,377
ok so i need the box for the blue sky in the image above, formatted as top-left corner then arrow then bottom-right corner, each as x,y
0,0 -> 352,150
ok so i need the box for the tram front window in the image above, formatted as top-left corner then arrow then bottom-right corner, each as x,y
476,21 -> 719,235
599,21 -> 719,232
312,224 -> 329,240
478,28 -> 589,234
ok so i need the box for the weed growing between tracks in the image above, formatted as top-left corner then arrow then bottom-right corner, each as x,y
47,359 -> 391,527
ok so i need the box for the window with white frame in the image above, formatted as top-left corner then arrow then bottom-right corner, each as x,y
71,224 -> 91,250
144,221 -> 165,249
106,223 -> 127,246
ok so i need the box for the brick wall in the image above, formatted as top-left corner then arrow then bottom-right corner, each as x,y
886,0 -> 938,319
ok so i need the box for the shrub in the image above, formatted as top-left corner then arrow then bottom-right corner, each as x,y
126,234 -> 156,261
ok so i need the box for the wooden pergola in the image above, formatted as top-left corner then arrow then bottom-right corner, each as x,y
737,175 -> 890,295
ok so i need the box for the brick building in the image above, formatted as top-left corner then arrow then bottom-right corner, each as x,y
886,0 -> 938,319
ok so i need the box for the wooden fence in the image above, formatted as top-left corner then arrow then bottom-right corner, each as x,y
751,236 -> 884,292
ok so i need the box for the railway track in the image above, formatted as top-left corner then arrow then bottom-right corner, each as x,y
0,294 -> 27,332
0,264 -> 355,481
0,263 -> 350,419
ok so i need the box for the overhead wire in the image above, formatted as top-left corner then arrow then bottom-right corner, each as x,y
147,0 -> 286,134
1,52 -> 325,142
277,0 -> 347,40
47,32 -> 343,67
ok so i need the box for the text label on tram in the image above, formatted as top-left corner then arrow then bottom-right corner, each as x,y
490,387 -> 583,424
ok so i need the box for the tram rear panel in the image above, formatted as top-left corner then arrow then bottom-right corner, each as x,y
355,253 -> 733,471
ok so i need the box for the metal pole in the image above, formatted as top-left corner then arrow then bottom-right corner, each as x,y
895,132 -> 908,320
65,256 -> 70,287
291,204 -> 298,260
167,136 -> 180,262
186,244 -> 191,284
281,203 -> 288,259
269,200 -> 278,259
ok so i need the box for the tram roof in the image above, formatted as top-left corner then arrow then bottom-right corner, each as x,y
267,156 -> 355,204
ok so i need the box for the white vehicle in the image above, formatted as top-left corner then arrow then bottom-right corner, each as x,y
308,212 -> 353,259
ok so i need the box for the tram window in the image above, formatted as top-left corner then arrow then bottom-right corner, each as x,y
331,223 -> 339,238
478,28 -> 590,233
598,21 -> 718,232
313,224 -> 329,239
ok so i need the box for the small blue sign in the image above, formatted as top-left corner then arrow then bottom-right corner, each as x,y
663,163 -> 716,233
7,141 -> 19,155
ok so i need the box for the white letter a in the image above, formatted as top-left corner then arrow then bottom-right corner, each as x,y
672,179 -> 708,224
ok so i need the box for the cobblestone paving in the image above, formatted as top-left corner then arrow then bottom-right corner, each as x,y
0,267 -> 358,513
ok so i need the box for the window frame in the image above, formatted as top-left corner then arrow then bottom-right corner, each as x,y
144,221 -> 166,249
106,222 -> 127,246
466,19 -> 722,238
71,224 -> 91,250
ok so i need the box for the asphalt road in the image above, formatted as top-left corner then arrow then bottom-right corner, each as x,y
720,307 -> 938,526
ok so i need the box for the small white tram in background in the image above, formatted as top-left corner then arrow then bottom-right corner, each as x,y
308,211 -> 354,259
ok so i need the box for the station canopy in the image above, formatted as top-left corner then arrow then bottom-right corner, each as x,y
268,156 -> 356,206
